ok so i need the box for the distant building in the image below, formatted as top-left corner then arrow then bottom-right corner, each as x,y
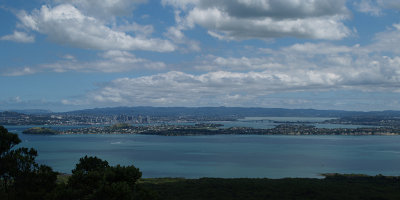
138,116 -> 143,124
146,116 -> 151,124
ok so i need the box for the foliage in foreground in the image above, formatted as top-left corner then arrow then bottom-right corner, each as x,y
139,175 -> 400,200
55,156 -> 154,200
0,126 -> 58,200
0,126 -> 153,200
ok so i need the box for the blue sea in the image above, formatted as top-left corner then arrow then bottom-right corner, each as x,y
5,119 -> 400,178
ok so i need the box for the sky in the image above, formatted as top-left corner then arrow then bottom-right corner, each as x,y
1,0 -> 400,112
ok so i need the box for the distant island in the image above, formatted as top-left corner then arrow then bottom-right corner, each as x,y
24,123 -> 400,136
22,127 -> 59,135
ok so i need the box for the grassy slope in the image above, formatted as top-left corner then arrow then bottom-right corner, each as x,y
138,175 -> 400,200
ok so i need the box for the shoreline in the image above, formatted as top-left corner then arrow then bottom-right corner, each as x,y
21,123 -> 400,136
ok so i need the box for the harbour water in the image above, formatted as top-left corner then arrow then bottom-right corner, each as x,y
5,120 -> 400,178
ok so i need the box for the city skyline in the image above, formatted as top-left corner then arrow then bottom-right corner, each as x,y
2,0 -> 400,112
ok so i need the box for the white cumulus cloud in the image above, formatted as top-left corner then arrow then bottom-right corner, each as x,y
163,0 -> 351,40
17,4 -> 175,52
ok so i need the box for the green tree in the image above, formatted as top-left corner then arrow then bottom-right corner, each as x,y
0,126 -> 57,200
62,156 -> 153,200
73,155 -> 110,174
0,126 -> 21,156
0,126 -> 21,198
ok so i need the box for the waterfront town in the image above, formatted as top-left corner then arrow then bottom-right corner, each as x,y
22,123 -> 400,136
5,109 -> 400,136
0,111 -> 237,126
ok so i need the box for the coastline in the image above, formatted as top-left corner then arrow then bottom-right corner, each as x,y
23,123 -> 400,136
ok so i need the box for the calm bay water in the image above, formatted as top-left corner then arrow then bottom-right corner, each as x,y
5,123 -> 400,178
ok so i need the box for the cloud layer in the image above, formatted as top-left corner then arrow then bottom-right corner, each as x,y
64,62 -> 400,109
3,0 -> 400,111
2,50 -> 166,76
61,23 -> 400,108
43,50 -> 166,73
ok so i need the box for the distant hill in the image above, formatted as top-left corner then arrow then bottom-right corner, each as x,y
2,107 -> 400,118
4,109 -> 52,115
63,106 -> 400,118
0,111 -> 29,118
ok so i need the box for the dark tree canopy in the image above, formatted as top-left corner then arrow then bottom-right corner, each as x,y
0,126 -> 21,156
61,156 -> 150,200
73,155 -> 109,174
0,126 -> 58,200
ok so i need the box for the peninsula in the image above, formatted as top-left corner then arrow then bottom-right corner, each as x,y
22,127 -> 59,135
32,123 -> 400,136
